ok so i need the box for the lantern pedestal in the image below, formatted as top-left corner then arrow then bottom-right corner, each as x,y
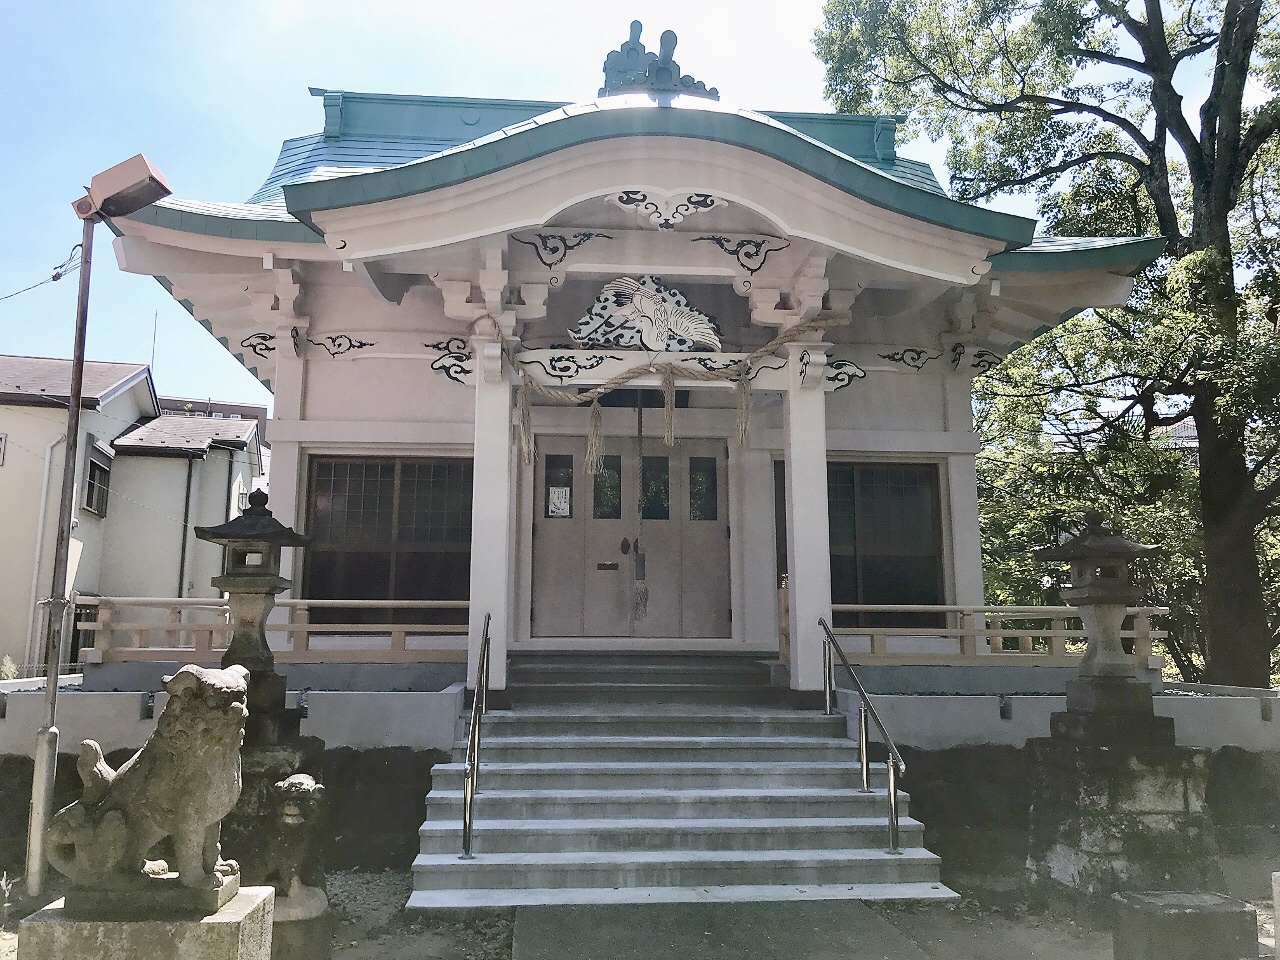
1052,676 -> 1175,747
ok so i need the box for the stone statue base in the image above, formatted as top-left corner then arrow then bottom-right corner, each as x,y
1026,738 -> 1222,898
62,871 -> 240,920
271,886 -> 331,960
18,886 -> 273,960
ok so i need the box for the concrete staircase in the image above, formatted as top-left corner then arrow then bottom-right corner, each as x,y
408,654 -> 955,909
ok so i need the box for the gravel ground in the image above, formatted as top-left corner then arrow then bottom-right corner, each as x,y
0,866 -> 1270,960
329,869 -> 513,960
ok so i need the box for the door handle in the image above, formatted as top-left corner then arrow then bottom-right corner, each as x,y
620,538 -> 631,555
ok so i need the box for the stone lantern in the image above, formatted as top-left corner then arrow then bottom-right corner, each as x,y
196,489 -> 308,746
1035,509 -> 1172,745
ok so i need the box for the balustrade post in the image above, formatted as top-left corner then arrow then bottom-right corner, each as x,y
96,601 -> 114,653
1134,611 -> 1153,662
293,604 -> 310,654
166,606 -> 182,649
1050,619 -> 1067,657
959,611 -> 978,657
870,633 -> 887,657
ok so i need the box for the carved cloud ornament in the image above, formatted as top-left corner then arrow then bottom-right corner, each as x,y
611,191 -> 723,230
571,276 -> 722,352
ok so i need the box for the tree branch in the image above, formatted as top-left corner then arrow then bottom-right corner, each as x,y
951,151 -> 1150,200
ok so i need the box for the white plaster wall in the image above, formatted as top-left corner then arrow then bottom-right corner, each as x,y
824,371 -> 947,432
3,688 -> 1273,755
287,686 -> 466,751
98,456 -> 191,599
0,385 -> 153,668
302,358 -> 476,424
97,446 -> 250,601
0,691 -> 156,756
0,406 -> 64,666
838,690 -> 1280,751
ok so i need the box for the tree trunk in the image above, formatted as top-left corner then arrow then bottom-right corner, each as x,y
1194,395 -> 1274,686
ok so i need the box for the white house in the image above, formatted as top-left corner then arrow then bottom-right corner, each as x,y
0,356 -> 262,674
102,28 -> 1163,700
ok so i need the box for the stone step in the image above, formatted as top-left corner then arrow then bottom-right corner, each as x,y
406,881 -> 957,910
423,786 -> 908,821
474,708 -> 847,738
410,847 -> 942,891
508,682 -> 786,706
431,760 -> 886,791
507,660 -> 774,685
418,814 -> 920,855
453,735 -> 859,763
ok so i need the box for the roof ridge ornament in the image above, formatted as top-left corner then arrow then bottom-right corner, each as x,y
599,21 -> 719,101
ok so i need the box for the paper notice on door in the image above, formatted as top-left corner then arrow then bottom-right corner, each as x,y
547,486 -> 571,517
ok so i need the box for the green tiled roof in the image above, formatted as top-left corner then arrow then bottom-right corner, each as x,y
121,87 -> 1162,272
989,236 -> 1167,273
281,95 -> 1033,244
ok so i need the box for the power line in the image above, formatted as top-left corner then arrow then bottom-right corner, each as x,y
0,246 -> 83,305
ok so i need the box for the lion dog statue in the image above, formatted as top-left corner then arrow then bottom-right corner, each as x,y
45,664 -> 249,890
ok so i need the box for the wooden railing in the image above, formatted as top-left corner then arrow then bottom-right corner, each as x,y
827,603 -> 1168,667
73,596 -> 469,664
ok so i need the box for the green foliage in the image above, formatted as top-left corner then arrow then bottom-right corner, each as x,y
0,658 -> 16,682
816,0 -> 1280,684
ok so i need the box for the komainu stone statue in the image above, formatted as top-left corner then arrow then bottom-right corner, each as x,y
45,664 -> 249,896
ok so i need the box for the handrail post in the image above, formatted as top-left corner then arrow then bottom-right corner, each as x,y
460,612 -> 492,859
823,636 -> 834,716
886,757 -> 902,854
858,702 -> 871,793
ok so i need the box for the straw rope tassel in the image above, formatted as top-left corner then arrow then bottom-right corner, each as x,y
516,383 -> 533,465
585,400 -> 604,475
735,373 -> 750,448
661,364 -> 676,447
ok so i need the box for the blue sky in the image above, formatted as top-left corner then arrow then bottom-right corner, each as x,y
0,0 -> 1005,410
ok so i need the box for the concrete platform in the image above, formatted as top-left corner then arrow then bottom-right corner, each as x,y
511,899 -> 933,959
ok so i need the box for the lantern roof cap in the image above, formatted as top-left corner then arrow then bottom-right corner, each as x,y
194,490 -> 309,547
1034,510 -> 1159,562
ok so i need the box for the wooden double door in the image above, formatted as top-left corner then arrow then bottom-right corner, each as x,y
531,435 -> 730,639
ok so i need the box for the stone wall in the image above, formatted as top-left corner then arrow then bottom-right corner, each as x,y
902,744 -> 1280,886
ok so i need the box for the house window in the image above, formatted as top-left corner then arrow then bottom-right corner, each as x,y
827,462 -> 944,628
305,457 -> 472,625
84,460 -> 110,516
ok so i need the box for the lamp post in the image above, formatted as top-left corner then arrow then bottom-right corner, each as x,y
24,155 -> 171,900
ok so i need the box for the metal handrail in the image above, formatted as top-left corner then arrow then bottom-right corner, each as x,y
459,613 -> 492,859
819,617 -> 906,854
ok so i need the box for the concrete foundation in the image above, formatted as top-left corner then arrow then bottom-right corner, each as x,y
18,885 -> 274,960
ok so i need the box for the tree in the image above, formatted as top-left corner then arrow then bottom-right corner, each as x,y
816,0 -> 1280,685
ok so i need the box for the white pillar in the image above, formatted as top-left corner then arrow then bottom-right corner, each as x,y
782,342 -> 832,692
467,338 -> 515,690
269,442 -> 303,584
947,454 -> 984,606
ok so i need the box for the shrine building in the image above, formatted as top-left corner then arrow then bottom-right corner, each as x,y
106,24 -> 1163,699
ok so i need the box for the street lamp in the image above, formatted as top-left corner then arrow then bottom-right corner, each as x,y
25,154 -> 171,900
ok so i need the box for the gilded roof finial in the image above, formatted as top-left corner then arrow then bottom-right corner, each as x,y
599,21 -> 719,100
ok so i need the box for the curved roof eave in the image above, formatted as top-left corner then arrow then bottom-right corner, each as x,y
281,102 -> 1038,247
124,199 -> 323,245
989,236 -> 1166,274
